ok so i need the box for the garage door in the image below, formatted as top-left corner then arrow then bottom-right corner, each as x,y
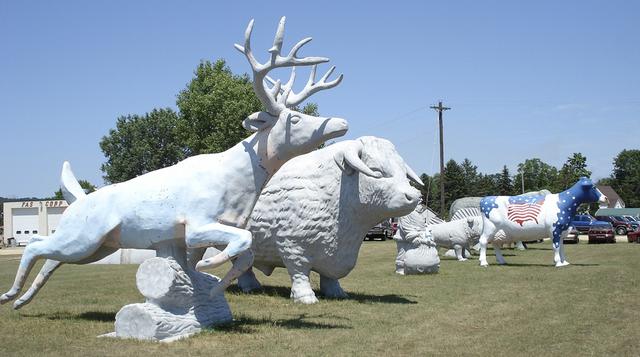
12,208 -> 39,246
47,207 -> 66,235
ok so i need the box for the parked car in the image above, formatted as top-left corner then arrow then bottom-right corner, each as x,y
595,215 -> 634,235
621,216 -> 640,231
588,222 -> 615,244
563,226 -> 580,244
365,220 -> 393,241
571,214 -> 609,234
627,229 -> 640,243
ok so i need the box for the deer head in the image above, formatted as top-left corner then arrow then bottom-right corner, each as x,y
236,17 -> 348,171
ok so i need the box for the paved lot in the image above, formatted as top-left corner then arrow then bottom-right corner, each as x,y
0,247 -> 24,256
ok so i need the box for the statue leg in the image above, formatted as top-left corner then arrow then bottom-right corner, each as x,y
186,222 -> 254,296
395,241 -> 407,274
1,225 -> 114,304
320,275 -> 348,299
237,267 -> 263,293
551,228 -> 569,267
556,230 -> 570,267
454,244 -> 467,261
13,246 -> 120,310
11,260 -> 63,309
283,260 -> 317,304
479,234 -> 492,267
493,242 -> 507,265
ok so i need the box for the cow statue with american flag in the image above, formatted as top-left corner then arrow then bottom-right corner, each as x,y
478,177 -> 608,267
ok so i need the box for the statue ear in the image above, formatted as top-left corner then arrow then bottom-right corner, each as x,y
243,112 -> 277,132
579,177 -> 592,188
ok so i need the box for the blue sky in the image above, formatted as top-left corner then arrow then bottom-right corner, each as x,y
1,1 -> 638,197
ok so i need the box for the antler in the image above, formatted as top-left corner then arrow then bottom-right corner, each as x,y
235,17 -> 337,115
266,64 -> 344,108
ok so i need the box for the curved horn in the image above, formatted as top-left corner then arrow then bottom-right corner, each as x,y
333,142 -> 381,178
405,164 -> 424,186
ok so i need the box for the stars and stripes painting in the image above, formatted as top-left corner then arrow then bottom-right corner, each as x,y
506,195 -> 544,226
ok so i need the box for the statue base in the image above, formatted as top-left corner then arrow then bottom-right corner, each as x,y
103,257 -> 232,342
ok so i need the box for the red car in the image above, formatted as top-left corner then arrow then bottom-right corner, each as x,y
628,230 -> 640,243
588,223 -> 615,244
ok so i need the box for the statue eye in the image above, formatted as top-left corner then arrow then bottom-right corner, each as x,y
290,115 -> 301,125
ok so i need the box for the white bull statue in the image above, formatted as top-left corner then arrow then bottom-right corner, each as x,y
238,136 -> 423,303
478,177 -> 608,267
1,17 -> 349,310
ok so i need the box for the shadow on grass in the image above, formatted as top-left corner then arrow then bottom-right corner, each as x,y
523,246 -> 553,251
214,313 -> 352,333
22,310 -> 116,322
495,263 -> 600,267
228,285 -> 417,305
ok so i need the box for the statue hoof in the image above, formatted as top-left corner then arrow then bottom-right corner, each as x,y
294,294 -> 319,304
555,261 -> 570,267
479,262 -> 489,267
0,292 -> 15,304
12,299 -> 26,310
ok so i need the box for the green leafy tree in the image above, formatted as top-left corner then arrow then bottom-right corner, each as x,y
514,158 -> 558,193
52,180 -> 97,200
610,149 -> 640,207
176,59 -> 263,155
100,108 -> 185,183
556,153 -> 591,191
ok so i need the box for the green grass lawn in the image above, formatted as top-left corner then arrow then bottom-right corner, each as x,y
1,241 -> 639,356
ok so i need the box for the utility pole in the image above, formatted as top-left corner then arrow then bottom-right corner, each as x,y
430,101 -> 450,218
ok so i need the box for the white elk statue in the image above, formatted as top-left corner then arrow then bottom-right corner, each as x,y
1,17 -> 348,309
478,177 -> 607,267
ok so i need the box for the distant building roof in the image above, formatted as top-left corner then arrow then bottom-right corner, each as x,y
597,185 -> 625,209
595,208 -> 640,217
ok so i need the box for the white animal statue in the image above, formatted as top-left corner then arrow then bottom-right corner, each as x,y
448,190 -> 552,256
478,177 -> 608,267
237,136 -> 423,304
1,17 -> 349,309
428,216 -> 483,261
394,204 -> 440,275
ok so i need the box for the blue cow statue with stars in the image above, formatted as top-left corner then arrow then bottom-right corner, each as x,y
478,177 -> 608,267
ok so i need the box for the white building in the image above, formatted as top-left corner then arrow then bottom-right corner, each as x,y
3,200 -> 68,246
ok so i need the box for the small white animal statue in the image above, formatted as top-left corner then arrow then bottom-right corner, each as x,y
394,204 -> 440,275
238,136 -> 423,304
478,177 -> 608,267
428,216 -> 483,261
1,17 -> 349,309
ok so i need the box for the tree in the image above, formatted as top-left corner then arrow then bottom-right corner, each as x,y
514,158 -> 558,193
443,159 -> 466,217
418,173 -> 441,215
100,108 -> 185,183
460,158 -> 479,196
610,149 -> 640,207
176,59 -> 263,155
473,173 -> 497,197
497,165 -> 514,195
556,153 -> 591,191
52,180 -> 97,200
